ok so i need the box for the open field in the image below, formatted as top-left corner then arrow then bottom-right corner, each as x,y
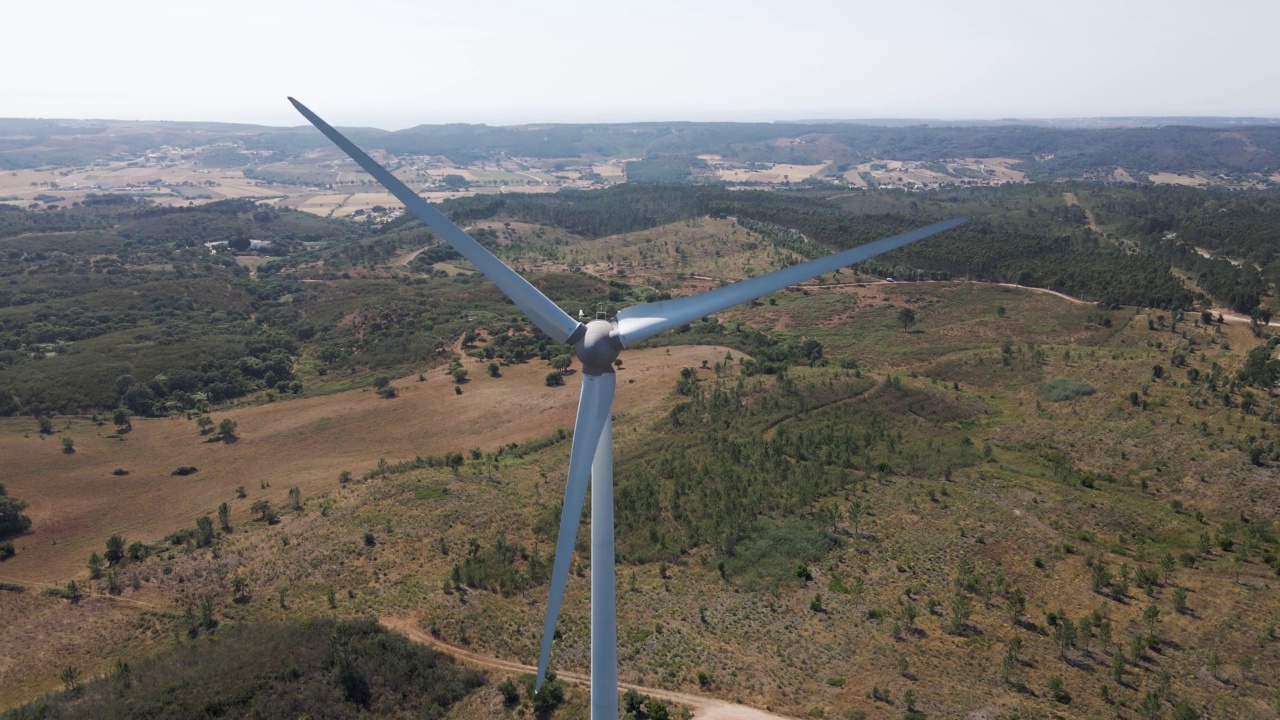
0,142 -> 601,219
0,589 -> 173,708
716,163 -> 830,184
835,157 -> 1029,190
0,161 -> 285,208
1149,172 -> 1208,186
0,345 -> 730,583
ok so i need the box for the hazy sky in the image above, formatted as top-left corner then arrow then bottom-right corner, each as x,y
4,0 -> 1277,128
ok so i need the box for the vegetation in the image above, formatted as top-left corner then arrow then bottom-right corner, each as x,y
613,371 -> 978,583
0,482 -> 32,543
6,156 -> 1280,719
2,619 -> 483,720
1040,378 -> 1095,402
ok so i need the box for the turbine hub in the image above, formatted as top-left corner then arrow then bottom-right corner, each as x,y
574,319 -> 622,375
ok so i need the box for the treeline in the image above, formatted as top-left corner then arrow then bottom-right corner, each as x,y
2,619 -> 484,720
458,184 -> 1204,309
735,218 -> 828,260
879,219 -> 1198,309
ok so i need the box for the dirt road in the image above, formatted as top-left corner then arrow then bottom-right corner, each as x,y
379,617 -> 792,720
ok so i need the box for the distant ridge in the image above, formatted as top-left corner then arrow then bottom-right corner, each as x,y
787,116 -> 1280,129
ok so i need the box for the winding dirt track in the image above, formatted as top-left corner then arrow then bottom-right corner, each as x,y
380,617 -> 792,720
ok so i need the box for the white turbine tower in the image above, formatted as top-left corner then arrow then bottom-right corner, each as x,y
290,97 -> 967,719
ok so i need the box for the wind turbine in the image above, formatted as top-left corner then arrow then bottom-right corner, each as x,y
289,97 -> 967,719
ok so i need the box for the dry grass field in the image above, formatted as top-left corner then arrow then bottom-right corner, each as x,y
0,346 -> 729,584
0,159 -> 286,209
1112,167 -> 1137,183
837,158 -> 1028,190
716,163 -> 829,184
0,590 -> 173,708
1149,172 -> 1209,186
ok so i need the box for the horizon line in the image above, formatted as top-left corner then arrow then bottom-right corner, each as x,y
4,113 -> 1280,133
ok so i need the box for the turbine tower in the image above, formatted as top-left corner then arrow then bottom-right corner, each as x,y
289,97 -> 966,719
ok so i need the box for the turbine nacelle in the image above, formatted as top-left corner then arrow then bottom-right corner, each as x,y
572,319 -> 622,375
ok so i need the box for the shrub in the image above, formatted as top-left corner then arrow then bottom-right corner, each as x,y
171,466 -> 199,476
1040,378 -> 1095,402
217,418 -> 237,440
1047,675 -> 1071,703
0,541 -> 14,561
1,489 -> 33,539
545,371 -> 565,387
497,677 -> 519,707
112,468 -> 129,476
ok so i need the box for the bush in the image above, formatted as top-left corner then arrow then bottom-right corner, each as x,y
217,418 -> 237,439
171,466 -> 199,476
0,540 -> 14,561
112,468 -> 129,476
720,518 -> 840,589
545,371 -> 565,387
497,677 -> 520,707
1040,378 -> 1095,402
1,488 -> 33,539
1047,675 -> 1071,703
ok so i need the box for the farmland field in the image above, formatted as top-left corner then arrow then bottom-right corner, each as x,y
0,345 -> 726,584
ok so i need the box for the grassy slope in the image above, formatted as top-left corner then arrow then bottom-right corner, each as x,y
2,217 -> 1279,718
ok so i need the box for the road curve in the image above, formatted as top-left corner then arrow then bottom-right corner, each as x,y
379,616 -> 793,720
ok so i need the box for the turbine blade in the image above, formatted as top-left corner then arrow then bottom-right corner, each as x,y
536,371 -> 616,693
287,97 -> 582,343
615,216 -> 968,345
